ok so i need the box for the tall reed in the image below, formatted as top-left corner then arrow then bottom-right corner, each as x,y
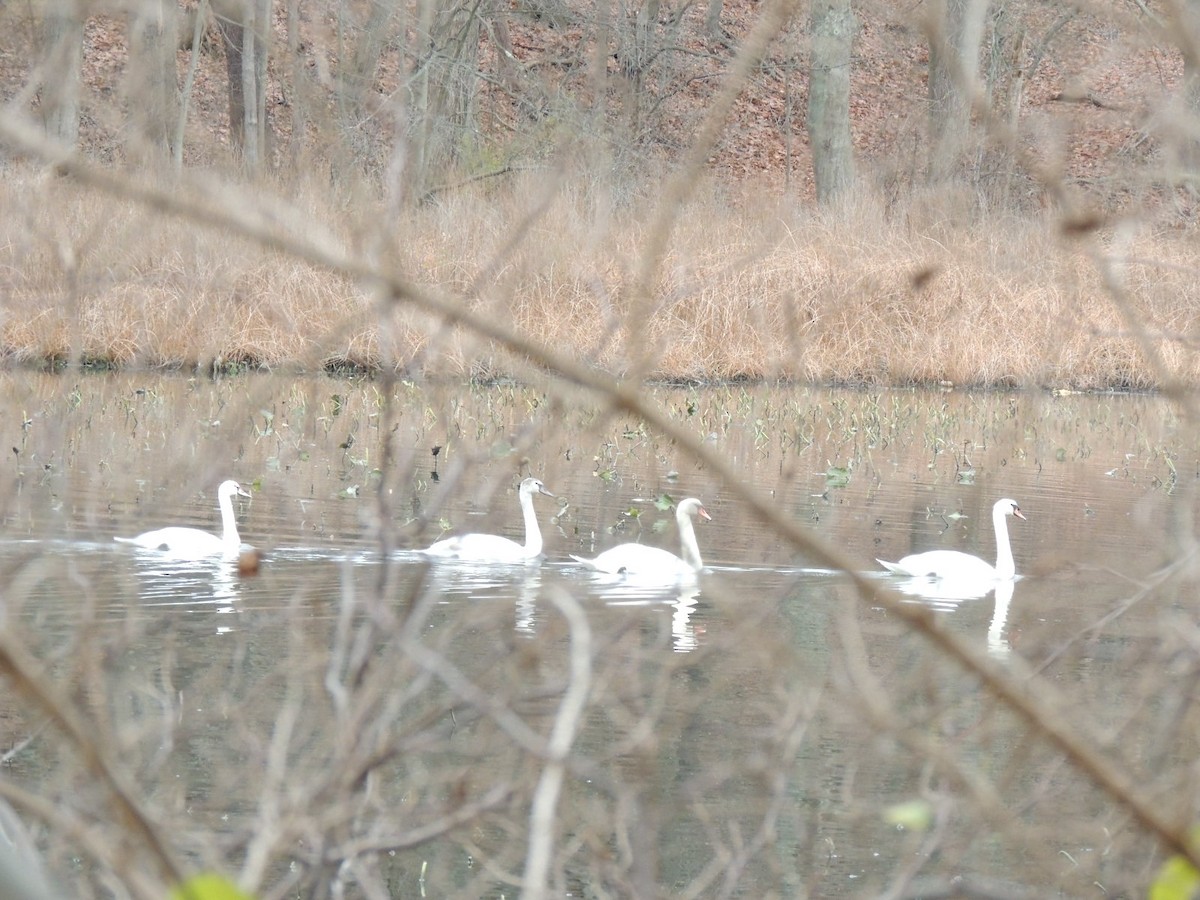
2,167 -> 1196,388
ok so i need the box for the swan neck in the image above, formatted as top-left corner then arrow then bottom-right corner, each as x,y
520,490 -> 543,557
992,504 -> 1014,579
677,509 -> 703,571
219,491 -> 241,547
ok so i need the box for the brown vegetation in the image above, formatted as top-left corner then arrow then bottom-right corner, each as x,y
1,169 -> 1195,388
1,1 -> 1199,388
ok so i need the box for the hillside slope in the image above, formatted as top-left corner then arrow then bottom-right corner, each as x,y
0,1 -> 1184,214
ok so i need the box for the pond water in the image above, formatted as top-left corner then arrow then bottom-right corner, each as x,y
0,371 -> 1196,897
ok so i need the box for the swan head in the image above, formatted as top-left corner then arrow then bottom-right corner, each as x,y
678,498 -> 711,522
995,498 -> 1025,521
219,480 -> 252,500
520,477 -> 555,499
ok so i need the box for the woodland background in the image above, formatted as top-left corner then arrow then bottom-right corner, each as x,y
1,0 -> 1199,386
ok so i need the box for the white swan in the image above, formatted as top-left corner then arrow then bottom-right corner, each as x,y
571,498 -> 711,579
115,480 -> 251,559
422,477 -> 555,564
877,497 -> 1025,581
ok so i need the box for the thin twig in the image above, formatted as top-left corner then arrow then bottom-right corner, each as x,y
0,634 -> 184,889
328,782 -> 514,858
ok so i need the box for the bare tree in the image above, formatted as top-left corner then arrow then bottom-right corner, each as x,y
1172,0 -> 1200,195
336,0 -> 403,125
126,0 -> 181,165
926,0 -> 989,183
406,1 -> 485,198
516,0 -> 574,29
39,0 -> 84,150
319,0 -> 406,180
807,0 -> 857,203
214,0 -> 272,170
707,0 -> 724,38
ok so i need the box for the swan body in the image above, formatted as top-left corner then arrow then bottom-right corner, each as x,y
878,498 -> 1025,581
572,498 -> 711,579
423,477 -> 555,564
115,480 -> 251,559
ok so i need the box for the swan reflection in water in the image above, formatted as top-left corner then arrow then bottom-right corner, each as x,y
430,561 -> 701,650
118,550 -> 246,627
985,579 -> 1015,657
413,556 -> 548,636
670,585 -> 701,652
593,576 -> 703,653
886,574 -> 1017,658
514,571 -> 541,635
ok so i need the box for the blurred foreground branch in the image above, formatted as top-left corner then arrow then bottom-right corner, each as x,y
0,630 -> 183,895
1,0 -> 1199,881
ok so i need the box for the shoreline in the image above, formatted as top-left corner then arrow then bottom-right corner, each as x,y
0,356 -> 1167,397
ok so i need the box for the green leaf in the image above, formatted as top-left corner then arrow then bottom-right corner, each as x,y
882,799 -> 933,832
1150,855 -> 1200,900
653,494 -> 674,511
824,465 -> 851,488
171,873 -> 255,900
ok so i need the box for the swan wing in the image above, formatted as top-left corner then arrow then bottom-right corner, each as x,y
575,543 -> 695,578
115,527 -> 227,558
423,533 -> 534,564
876,558 -> 909,576
880,550 -> 996,580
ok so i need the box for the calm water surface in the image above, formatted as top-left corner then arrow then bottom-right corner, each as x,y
0,372 -> 1195,897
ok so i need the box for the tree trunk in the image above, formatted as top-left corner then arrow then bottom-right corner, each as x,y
407,1 -> 483,198
215,0 -> 271,170
241,1 -> 259,166
807,0 -> 856,203
286,0 -> 306,165
926,0 -> 989,183
1177,0 -> 1200,191
610,1 -> 661,141
350,0 -> 400,102
488,0 -> 519,92
331,0 -> 402,169
217,13 -> 247,149
707,0 -> 724,38
126,0 -> 180,165
40,0 -> 85,149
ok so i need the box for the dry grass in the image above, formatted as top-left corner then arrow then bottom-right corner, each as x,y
3,167 -> 1200,388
